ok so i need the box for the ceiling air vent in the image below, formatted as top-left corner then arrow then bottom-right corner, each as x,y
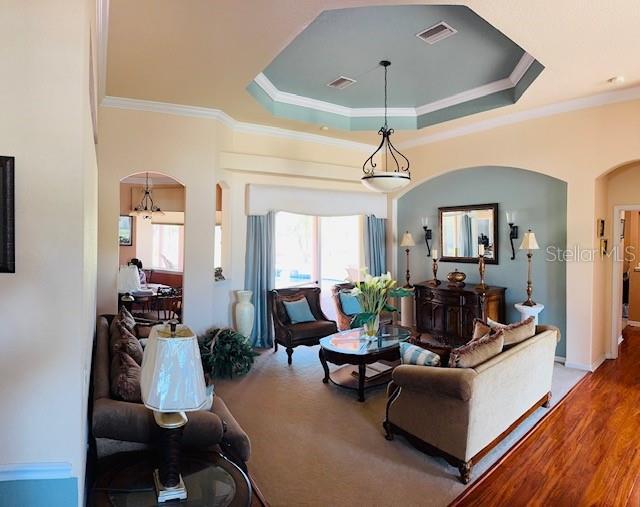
416,22 -> 457,45
327,76 -> 356,90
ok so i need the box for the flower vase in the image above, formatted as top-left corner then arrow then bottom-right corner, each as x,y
235,290 -> 254,339
364,314 -> 380,338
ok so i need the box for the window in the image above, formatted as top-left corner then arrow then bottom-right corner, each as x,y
275,212 -> 315,288
275,212 -> 361,317
151,223 -> 184,271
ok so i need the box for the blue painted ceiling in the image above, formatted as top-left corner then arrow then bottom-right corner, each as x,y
248,5 -> 543,130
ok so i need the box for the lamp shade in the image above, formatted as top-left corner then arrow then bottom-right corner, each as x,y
400,231 -> 416,247
519,230 -> 540,250
141,324 -> 208,412
361,173 -> 411,193
117,264 -> 142,293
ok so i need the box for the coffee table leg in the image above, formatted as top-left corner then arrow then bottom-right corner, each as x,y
319,348 -> 330,384
357,364 -> 366,402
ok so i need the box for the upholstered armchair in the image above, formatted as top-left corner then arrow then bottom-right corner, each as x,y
268,287 -> 338,364
331,282 -> 394,331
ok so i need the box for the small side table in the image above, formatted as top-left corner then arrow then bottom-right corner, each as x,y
90,451 -> 251,506
514,303 -> 545,325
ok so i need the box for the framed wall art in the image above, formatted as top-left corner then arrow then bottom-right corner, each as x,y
0,156 -> 15,273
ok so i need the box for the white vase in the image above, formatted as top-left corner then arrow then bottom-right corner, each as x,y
235,290 -> 255,339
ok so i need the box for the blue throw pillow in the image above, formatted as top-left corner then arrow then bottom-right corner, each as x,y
399,342 -> 441,367
339,291 -> 362,316
283,297 -> 316,324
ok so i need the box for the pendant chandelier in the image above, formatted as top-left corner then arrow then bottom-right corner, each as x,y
362,60 -> 411,193
130,172 -> 164,221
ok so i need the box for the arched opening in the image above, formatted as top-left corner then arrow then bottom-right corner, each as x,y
394,165 -> 568,356
118,171 -> 185,321
599,160 -> 640,359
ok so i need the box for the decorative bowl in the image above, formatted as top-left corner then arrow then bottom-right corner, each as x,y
447,270 -> 466,284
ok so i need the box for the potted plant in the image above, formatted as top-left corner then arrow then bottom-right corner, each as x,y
199,328 -> 258,379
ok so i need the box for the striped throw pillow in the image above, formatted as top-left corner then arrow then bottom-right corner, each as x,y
399,342 -> 441,367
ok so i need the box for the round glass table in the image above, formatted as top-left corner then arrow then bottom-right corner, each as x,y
319,325 -> 412,402
90,451 -> 251,506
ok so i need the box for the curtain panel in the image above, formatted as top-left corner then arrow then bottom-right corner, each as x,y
244,212 -> 275,347
364,215 -> 387,276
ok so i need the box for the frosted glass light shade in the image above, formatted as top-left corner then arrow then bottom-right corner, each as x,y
361,173 -> 411,193
400,231 -> 416,247
117,265 -> 142,293
519,230 -> 540,250
141,324 -> 208,413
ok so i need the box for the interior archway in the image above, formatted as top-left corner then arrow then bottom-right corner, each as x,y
394,165 -> 568,356
118,171 -> 186,322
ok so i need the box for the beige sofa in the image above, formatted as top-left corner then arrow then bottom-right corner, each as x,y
383,325 -> 559,483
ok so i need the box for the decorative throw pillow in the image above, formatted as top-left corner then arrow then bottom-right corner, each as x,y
112,321 -> 144,365
110,351 -> 142,402
399,342 -> 441,366
487,316 -> 536,347
449,331 -> 505,368
118,305 -> 136,331
472,319 -> 491,340
283,297 -> 316,324
110,305 -> 136,336
339,291 -> 362,316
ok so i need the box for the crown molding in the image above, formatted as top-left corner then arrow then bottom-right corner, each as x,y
101,96 -> 375,152
253,52 -> 535,120
96,0 -> 109,102
397,84 -> 640,149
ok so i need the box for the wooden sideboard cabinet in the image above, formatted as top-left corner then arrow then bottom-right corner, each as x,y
414,282 -> 506,347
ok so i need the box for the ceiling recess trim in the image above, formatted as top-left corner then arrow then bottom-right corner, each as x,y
249,52 -> 539,131
101,96 -> 376,152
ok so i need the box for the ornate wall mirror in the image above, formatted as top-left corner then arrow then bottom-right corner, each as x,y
438,203 -> 499,264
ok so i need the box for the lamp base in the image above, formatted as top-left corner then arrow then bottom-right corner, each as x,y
153,469 -> 187,503
521,299 -> 537,307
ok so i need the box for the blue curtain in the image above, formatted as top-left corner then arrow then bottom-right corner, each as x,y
365,215 -> 387,276
244,212 -> 275,347
459,214 -> 473,257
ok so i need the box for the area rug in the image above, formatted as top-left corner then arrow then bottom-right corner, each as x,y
215,346 -> 586,507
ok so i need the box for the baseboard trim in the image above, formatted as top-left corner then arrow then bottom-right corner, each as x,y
0,462 -> 73,482
450,372 -> 591,506
591,355 -> 607,372
618,335 -> 624,345
564,361 -> 592,371
554,356 -> 566,364
627,320 -> 640,327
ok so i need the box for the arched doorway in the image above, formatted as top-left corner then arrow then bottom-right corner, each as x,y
601,160 -> 640,359
118,172 -> 185,321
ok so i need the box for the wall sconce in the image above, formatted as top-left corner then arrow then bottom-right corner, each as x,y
421,217 -> 432,257
506,211 -> 519,260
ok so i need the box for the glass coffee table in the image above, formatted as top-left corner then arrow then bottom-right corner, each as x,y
319,325 -> 412,402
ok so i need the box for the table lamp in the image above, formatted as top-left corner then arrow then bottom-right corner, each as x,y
519,229 -> 540,306
400,231 -> 416,287
141,322 -> 208,503
117,264 -> 141,298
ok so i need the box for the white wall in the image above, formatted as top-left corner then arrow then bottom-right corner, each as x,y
0,0 -> 98,503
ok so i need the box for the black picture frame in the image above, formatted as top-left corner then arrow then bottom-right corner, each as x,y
119,215 -> 133,246
0,156 -> 15,273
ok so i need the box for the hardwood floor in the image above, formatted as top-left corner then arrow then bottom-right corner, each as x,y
452,326 -> 640,507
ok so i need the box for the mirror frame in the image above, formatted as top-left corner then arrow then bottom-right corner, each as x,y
438,203 -> 499,265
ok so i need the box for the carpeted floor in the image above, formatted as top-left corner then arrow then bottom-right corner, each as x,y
216,345 -> 586,507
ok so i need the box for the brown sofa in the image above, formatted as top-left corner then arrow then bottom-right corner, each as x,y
383,325 -> 559,483
268,287 -> 337,364
91,315 -> 251,468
